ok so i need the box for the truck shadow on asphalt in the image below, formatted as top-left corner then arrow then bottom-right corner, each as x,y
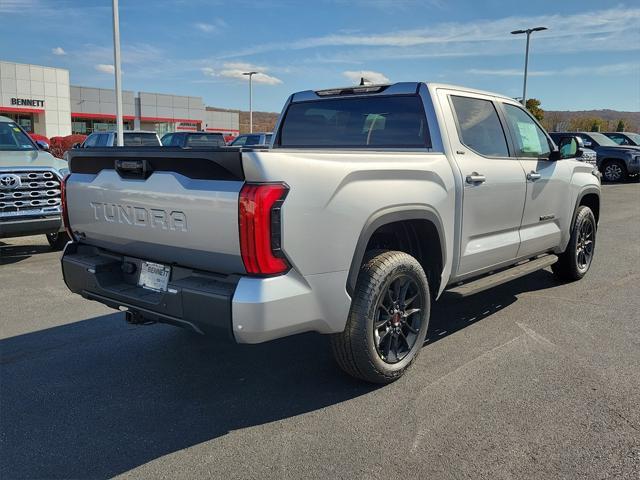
1,269 -> 558,478
0,241 -> 53,266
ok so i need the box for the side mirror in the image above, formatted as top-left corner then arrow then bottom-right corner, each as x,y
583,140 -> 592,147
557,136 -> 582,160
72,142 -> 81,149
35,140 -> 50,151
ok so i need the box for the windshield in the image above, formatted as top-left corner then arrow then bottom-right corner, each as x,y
625,132 -> 640,144
588,133 -> 618,146
0,122 -> 36,151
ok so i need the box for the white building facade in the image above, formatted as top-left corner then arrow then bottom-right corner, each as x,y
0,61 -> 72,136
0,60 -> 239,138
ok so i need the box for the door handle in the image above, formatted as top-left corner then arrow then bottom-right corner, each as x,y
527,171 -> 542,181
466,172 -> 486,184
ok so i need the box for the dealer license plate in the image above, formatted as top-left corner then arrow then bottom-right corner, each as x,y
138,261 -> 171,292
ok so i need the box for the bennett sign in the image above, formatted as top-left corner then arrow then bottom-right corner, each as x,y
10,98 -> 45,108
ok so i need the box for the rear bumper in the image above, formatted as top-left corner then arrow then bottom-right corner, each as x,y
61,243 -> 352,344
61,243 -> 238,338
0,215 -> 62,238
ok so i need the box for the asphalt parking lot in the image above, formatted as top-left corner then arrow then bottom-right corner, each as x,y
1,183 -> 639,479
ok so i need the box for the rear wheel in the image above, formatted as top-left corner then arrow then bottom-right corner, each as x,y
46,231 -> 70,250
331,250 -> 430,384
602,160 -> 627,182
552,206 -> 596,281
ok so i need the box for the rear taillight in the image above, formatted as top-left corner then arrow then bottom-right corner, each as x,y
239,183 -> 289,275
60,174 -> 75,241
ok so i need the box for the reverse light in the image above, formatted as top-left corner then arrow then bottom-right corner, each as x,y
60,174 -> 76,241
239,183 -> 289,275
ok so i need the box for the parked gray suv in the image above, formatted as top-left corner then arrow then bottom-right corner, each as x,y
61,83 -> 600,383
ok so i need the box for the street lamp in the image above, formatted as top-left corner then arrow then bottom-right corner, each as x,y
242,71 -> 258,133
111,0 -> 124,146
511,26 -> 547,107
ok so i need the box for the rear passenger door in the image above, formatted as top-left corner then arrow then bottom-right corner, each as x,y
447,93 -> 527,278
500,102 -> 571,258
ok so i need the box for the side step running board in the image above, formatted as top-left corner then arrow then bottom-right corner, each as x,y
446,255 -> 558,298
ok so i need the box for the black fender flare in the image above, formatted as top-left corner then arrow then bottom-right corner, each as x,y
572,186 -> 600,231
346,206 -> 446,296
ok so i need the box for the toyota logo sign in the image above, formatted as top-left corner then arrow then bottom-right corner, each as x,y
0,173 -> 22,190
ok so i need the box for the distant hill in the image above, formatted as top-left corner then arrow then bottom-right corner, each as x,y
542,110 -> 639,132
209,107 -> 640,135
207,107 -> 279,134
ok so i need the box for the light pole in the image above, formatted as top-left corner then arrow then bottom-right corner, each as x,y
112,0 -> 124,146
243,71 -> 257,133
511,26 -> 547,107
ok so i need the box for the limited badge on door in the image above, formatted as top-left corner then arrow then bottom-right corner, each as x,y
138,261 -> 171,292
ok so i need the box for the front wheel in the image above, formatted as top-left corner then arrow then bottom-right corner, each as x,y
331,250 -> 430,384
552,206 -> 596,281
601,160 -> 627,183
46,231 -> 70,250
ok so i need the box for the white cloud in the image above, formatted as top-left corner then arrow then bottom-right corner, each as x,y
343,70 -> 389,84
95,64 -> 115,74
194,19 -> 227,34
52,47 -> 66,56
223,6 -> 640,60
201,62 -> 282,85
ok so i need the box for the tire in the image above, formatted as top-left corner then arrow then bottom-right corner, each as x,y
552,206 -> 596,281
46,231 -> 70,250
601,160 -> 627,183
330,250 -> 431,384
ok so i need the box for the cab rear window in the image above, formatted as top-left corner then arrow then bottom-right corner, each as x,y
124,133 -> 160,146
278,95 -> 430,148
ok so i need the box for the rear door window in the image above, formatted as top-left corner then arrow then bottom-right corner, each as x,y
278,95 -> 430,148
450,95 -> 509,157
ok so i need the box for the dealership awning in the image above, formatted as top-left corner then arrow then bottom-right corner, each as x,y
0,106 -> 45,114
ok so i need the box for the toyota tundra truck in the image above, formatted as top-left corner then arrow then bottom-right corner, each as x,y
60,82 -> 600,383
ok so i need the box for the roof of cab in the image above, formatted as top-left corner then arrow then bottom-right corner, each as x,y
291,81 -> 516,103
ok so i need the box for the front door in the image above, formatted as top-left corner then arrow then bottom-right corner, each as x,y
500,103 -> 571,258
446,93 -> 527,278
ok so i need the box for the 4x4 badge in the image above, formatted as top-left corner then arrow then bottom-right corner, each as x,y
0,173 -> 21,190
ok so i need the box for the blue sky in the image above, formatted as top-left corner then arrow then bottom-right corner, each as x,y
1,0 -> 639,112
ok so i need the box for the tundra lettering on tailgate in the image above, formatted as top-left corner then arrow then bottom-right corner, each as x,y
90,202 -> 188,232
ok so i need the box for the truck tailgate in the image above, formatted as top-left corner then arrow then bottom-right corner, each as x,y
65,148 -> 245,274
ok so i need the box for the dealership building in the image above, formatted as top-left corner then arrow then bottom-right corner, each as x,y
0,60 -> 239,138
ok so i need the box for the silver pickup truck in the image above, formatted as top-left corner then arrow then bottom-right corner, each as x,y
61,82 -> 600,383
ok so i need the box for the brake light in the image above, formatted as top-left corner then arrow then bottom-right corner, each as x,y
239,183 -> 289,275
60,174 -> 75,241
